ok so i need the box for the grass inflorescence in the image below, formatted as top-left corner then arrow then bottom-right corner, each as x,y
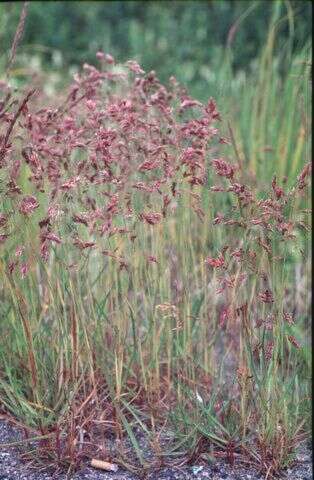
0,14 -> 312,480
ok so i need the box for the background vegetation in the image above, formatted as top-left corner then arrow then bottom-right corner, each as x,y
0,0 -> 312,98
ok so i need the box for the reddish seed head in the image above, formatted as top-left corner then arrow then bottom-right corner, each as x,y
230,248 -> 243,260
258,289 -> 274,303
72,213 -> 89,226
283,311 -> 294,325
19,195 -> 39,216
15,245 -> 24,257
40,241 -> 49,262
274,187 -> 284,199
287,335 -> 301,349
8,261 -> 17,274
104,53 -> 115,64
212,158 -> 235,179
179,97 -> 202,111
60,176 -> 80,190
139,212 -> 162,225
219,306 -> 230,327
20,262 -> 29,279
126,60 -> 145,75
38,217 -> 51,229
298,163 -> 311,182
119,260 -> 129,271
213,213 -> 224,224
0,213 -> 7,227
138,159 -> 160,172
276,221 -> 294,236
211,186 -> 225,192
205,253 -> 225,269
265,341 -> 274,361
255,318 -> 263,328
0,234 -> 8,244
73,238 -> 96,250
265,313 -> 275,330
42,232 -> 62,244
147,255 -> 158,264
272,176 -> 284,199
205,98 -> 221,121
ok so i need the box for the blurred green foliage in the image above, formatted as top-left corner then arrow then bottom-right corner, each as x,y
0,0 -> 311,99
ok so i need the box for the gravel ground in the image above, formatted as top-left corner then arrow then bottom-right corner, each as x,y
0,421 -> 312,480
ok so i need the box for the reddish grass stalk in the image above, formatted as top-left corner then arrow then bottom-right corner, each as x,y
6,2 -> 29,75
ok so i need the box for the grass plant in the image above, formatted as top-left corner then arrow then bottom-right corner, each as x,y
0,5 -> 311,479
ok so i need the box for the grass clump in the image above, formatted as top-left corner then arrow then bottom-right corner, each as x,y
0,33 -> 311,480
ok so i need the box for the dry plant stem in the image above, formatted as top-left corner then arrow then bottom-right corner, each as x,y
0,89 -> 36,156
1,264 -> 38,398
6,2 -> 29,77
